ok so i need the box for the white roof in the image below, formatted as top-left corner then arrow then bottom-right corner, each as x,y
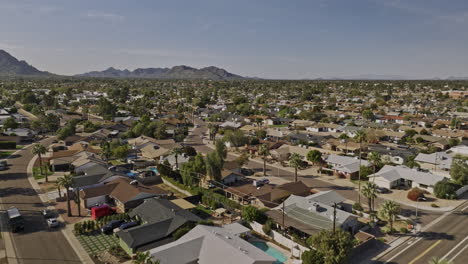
149,224 -> 275,264
369,165 -> 445,186
325,154 -> 370,174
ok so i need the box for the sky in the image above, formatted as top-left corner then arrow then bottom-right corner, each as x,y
1,0 -> 468,79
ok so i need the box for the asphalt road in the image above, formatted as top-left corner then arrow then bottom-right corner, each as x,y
376,200 -> 468,264
0,139 -> 81,264
185,119 -> 442,226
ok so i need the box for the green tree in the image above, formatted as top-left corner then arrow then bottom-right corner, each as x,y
289,153 -> 303,182
258,144 -> 270,176
3,117 -> 18,130
306,229 -> 354,264
450,158 -> 468,185
100,141 -> 112,162
362,109 -> 375,120
172,147 -> 184,170
301,250 -> 324,264
362,182 -> 378,212
307,150 -> 323,165
112,145 -> 129,160
242,206 -> 260,222
57,174 -> 74,217
378,200 -> 400,234
32,144 -> 48,182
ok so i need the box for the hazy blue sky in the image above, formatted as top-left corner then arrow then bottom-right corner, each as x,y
1,0 -> 468,79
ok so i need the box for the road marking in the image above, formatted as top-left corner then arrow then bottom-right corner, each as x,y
449,242 -> 468,262
408,240 -> 442,264
462,205 -> 468,211
442,235 -> 468,260
384,237 -> 423,263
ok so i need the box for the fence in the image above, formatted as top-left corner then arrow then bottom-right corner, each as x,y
161,177 -> 193,196
456,185 -> 468,197
250,221 -> 310,258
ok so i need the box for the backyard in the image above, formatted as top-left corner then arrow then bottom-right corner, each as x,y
76,231 -> 120,256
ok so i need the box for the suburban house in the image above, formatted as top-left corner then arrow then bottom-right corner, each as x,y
226,181 -> 311,208
368,144 -> 417,165
127,136 -> 179,160
79,178 -> 168,211
267,190 -> 358,236
147,223 -> 276,264
324,154 -> 371,179
117,198 -> 200,255
368,165 -> 446,194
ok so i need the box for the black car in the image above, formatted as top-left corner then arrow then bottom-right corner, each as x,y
101,220 -> 125,234
376,187 -> 390,194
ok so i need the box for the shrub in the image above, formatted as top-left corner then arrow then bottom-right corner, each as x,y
352,202 -> 363,211
400,227 -> 408,234
407,188 -> 425,201
242,206 -> 261,223
434,181 -> 460,199
431,203 -> 439,208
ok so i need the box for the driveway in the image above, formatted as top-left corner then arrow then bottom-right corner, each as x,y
0,138 -> 81,264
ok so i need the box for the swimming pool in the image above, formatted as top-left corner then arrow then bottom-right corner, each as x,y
250,241 -> 288,264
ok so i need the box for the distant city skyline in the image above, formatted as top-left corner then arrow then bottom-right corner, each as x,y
1,0 -> 468,79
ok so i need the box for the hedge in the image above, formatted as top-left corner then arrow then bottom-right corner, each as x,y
407,188 -> 425,201
0,141 -> 16,149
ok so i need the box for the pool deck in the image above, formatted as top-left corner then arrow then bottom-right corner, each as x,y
248,237 -> 296,264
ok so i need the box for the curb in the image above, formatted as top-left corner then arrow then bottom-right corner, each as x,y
27,153 -> 94,264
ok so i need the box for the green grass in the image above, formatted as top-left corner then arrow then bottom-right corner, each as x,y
75,231 -> 120,255
33,166 -> 53,180
16,145 -> 24,149
0,151 -> 14,158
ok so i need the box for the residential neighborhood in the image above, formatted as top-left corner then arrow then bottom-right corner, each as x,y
0,76 -> 467,264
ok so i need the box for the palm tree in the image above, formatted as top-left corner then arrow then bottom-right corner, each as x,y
57,174 -> 74,217
368,151 -> 381,181
32,144 -> 48,182
172,147 -> 184,170
289,153 -> 302,182
428,257 -> 453,264
258,144 -> 270,176
100,141 -> 112,162
354,130 -> 367,204
55,181 -> 62,198
378,200 -> 400,234
362,182 -> 378,212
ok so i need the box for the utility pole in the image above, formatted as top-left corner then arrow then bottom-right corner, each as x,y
332,202 -> 337,234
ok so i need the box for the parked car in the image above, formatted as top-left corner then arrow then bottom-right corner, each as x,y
120,221 -> 138,230
0,160 -> 8,171
47,218 -> 59,228
240,168 -> 254,176
376,187 -> 390,194
42,209 -> 56,219
101,220 -> 125,234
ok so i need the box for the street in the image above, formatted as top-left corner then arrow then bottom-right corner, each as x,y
376,200 -> 468,264
0,139 -> 80,264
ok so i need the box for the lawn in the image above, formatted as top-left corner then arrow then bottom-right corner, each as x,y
0,151 -> 14,158
32,166 -> 53,180
76,231 -> 120,255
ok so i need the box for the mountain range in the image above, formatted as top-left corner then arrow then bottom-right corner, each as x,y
76,65 -> 244,80
0,50 -> 52,77
1,49 -> 468,80
0,49 -> 244,80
